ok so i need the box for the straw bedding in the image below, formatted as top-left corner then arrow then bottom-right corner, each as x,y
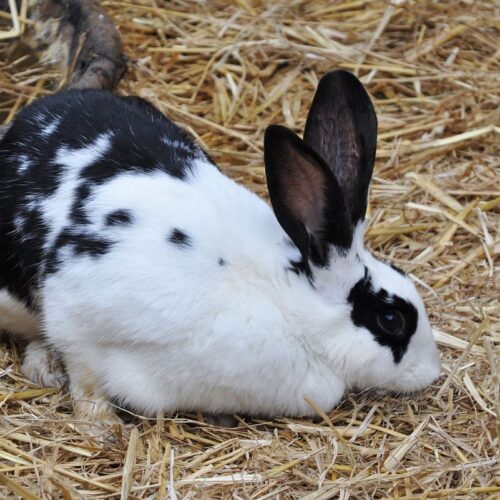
0,1 -> 498,498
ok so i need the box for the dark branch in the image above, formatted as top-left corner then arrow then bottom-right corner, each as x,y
35,0 -> 126,91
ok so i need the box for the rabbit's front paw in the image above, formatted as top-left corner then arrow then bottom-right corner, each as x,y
21,340 -> 67,389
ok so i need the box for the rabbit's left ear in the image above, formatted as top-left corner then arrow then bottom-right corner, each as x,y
264,125 -> 352,268
304,70 -> 377,226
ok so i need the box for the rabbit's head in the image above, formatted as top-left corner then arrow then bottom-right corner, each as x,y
264,71 -> 440,394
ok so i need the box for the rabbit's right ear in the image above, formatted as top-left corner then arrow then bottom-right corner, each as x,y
264,125 -> 352,268
303,70 -> 377,226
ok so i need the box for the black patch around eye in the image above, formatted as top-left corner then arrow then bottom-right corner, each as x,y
105,209 -> 133,226
218,258 -> 226,266
169,228 -> 191,247
348,275 -> 418,363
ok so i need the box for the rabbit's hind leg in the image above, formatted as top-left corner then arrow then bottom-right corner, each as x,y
0,288 -> 40,340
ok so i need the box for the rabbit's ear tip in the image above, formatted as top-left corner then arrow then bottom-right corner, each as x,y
316,70 -> 368,95
320,69 -> 358,82
264,124 -> 294,142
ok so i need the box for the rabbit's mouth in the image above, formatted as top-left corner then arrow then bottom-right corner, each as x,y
353,387 -> 430,401
347,346 -> 441,396
388,363 -> 442,394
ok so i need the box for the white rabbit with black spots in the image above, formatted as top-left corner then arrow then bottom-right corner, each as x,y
0,71 -> 440,425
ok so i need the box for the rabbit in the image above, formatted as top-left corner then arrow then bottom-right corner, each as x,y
0,70 -> 441,425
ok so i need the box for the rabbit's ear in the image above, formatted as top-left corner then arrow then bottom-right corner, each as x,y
264,125 -> 352,267
303,70 -> 377,226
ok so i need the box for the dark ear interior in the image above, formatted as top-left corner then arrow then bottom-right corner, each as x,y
303,70 -> 377,226
264,125 -> 352,267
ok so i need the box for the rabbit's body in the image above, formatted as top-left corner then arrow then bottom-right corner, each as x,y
0,90 -> 343,416
0,73 -> 440,423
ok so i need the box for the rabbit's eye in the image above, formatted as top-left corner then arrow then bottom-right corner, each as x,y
377,310 -> 405,335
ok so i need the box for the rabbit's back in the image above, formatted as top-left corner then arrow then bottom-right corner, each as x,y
0,90 -> 206,309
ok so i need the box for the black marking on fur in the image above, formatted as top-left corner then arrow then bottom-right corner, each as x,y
105,209 -> 133,226
288,259 -> 311,278
390,263 -> 406,276
46,230 -> 113,275
73,236 -> 112,256
218,258 -> 226,266
348,274 -> 418,363
169,229 -> 191,247
70,184 -> 92,224
0,207 -> 48,308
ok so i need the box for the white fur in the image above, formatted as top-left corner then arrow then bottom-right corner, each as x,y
40,116 -> 62,137
39,156 -> 440,417
161,136 -> 196,154
16,154 -> 31,174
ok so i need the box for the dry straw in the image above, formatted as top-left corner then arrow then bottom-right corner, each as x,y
1,0 -> 499,498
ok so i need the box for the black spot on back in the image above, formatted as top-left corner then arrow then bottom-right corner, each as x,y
72,234 -> 112,256
45,230 -> 113,275
169,229 -> 191,247
348,274 -> 418,363
106,209 -> 133,226
70,184 -> 92,224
